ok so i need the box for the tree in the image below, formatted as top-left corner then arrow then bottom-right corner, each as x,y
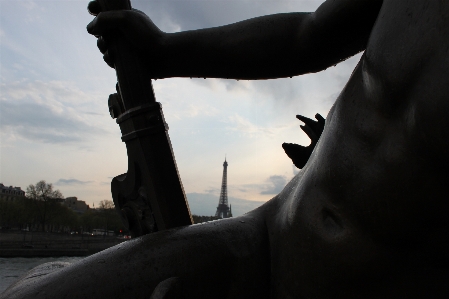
97,200 -> 124,235
0,197 -> 35,229
98,200 -> 115,210
99,200 -> 115,235
49,204 -> 78,232
80,210 -> 99,233
26,180 -> 63,231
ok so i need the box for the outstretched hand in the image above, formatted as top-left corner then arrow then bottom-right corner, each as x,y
282,113 -> 325,169
86,1 -> 165,71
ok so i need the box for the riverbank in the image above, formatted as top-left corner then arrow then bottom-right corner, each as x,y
0,231 -> 125,257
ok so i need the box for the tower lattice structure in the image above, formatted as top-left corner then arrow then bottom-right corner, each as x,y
215,158 -> 232,218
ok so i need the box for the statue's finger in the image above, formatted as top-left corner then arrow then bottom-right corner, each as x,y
87,10 -> 126,36
103,51 -> 115,68
301,125 -> 318,142
315,113 -> 325,124
87,1 -> 101,16
296,114 -> 317,128
87,17 -> 98,35
282,143 -> 311,169
97,36 -> 108,54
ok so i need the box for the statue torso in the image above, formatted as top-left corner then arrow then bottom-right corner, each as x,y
270,0 -> 449,297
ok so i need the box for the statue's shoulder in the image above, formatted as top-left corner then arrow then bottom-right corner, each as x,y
365,0 -> 449,90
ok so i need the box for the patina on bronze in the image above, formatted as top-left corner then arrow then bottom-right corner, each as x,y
88,0 -> 193,237
3,0 -> 449,298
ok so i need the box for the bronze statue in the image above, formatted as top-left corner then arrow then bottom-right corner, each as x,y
3,0 -> 449,298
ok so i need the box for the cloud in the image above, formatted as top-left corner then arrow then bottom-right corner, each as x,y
183,103 -> 219,118
225,114 -> 274,137
224,114 -> 293,138
19,1 -> 38,11
1,100 -> 88,143
252,78 -> 303,104
2,80 -> 93,105
55,179 -> 93,186
260,175 -> 288,195
204,187 -> 220,195
0,80 -> 107,144
230,174 -> 289,196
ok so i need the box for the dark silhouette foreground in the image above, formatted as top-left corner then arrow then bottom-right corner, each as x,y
3,0 -> 449,298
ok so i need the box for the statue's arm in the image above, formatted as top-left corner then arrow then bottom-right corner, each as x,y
87,0 -> 383,80
0,213 -> 270,299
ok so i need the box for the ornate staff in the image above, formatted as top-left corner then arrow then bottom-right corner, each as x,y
88,0 -> 193,237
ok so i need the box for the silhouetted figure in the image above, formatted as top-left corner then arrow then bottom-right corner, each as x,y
4,0 -> 449,298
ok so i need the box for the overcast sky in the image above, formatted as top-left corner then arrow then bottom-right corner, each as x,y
0,0 -> 362,216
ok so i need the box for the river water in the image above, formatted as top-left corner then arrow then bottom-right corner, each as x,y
0,257 -> 83,294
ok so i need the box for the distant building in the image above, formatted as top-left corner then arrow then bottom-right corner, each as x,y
62,197 -> 89,214
215,158 -> 233,218
0,183 -> 26,202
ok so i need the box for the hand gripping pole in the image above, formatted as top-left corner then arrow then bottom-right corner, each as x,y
88,0 -> 193,237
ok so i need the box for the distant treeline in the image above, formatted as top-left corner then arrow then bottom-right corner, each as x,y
1,197 -> 219,234
0,196 -> 125,234
0,181 -> 218,234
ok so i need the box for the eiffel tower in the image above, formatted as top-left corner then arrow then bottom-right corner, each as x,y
215,157 -> 232,218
